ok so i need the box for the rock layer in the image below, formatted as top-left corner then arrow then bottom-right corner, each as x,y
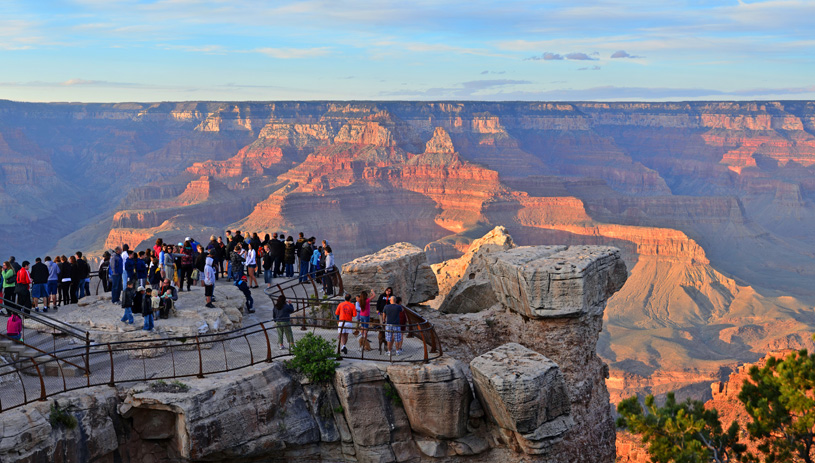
341,242 -> 439,304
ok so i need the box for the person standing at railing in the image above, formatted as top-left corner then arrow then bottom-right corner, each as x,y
298,237 -> 312,283
74,252 -> 91,300
45,256 -> 60,311
110,247 -> 123,305
395,296 -> 407,354
98,252 -> 110,293
336,293 -> 356,355
6,312 -> 22,341
273,295 -> 295,350
59,255 -> 73,306
245,242 -> 259,288
2,260 -> 17,306
15,261 -> 33,313
262,243 -> 274,289
270,233 -> 284,278
30,257 -> 49,313
323,246 -> 335,296
356,291 -> 371,341
383,296 -> 403,356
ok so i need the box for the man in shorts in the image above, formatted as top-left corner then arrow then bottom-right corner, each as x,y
335,293 -> 356,355
29,257 -> 49,312
383,296 -> 403,355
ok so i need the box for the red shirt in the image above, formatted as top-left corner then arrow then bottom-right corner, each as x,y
16,268 -> 31,285
336,301 -> 355,322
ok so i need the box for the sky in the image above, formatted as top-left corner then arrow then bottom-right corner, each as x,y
1,0 -> 813,102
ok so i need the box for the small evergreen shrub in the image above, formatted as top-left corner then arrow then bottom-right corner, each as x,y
49,401 -> 78,430
383,382 -> 402,408
149,379 -> 190,393
287,333 -> 339,383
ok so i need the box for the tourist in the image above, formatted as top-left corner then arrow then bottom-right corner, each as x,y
59,255 -> 73,306
269,232 -> 284,278
74,252 -> 91,299
204,253 -> 215,308
162,245 -> 175,286
148,256 -> 162,287
284,237 -> 295,278
376,287 -> 393,323
383,296 -> 403,355
2,261 -> 16,305
121,281 -> 135,324
45,256 -> 59,311
309,241 -> 321,282
224,230 -> 235,280
235,275 -> 254,313
180,240 -> 194,291
323,246 -> 335,296
153,238 -> 164,257
273,294 -> 295,349
298,237 -> 313,283
245,242 -> 259,288
194,244 -> 206,287
15,260 -> 33,313
314,246 -> 324,286
67,256 -> 81,304
295,232 -> 306,271
123,251 -> 136,287
132,285 -> 144,315
158,279 -> 177,318
110,247 -> 123,305
121,244 -> 130,291
335,293 -> 356,355
262,243 -> 274,288
135,251 -> 148,288
250,232 -> 262,252
30,257 -> 49,312
98,252 -> 110,293
142,287 -> 154,331
230,243 -> 246,282
6,312 -> 22,341
9,256 -> 20,273
206,236 -> 221,279
356,290 -> 371,340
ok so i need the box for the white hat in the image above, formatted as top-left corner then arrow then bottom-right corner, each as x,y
137,286 -> 145,291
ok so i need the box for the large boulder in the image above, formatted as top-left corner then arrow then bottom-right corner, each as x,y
342,242 -> 438,304
488,245 -> 627,319
387,357 -> 472,439
470,343 -> 573,455
434,226 -> 515,314
332,363 -> 418,463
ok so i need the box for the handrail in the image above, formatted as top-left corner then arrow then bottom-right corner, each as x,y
0,333 -> 88,374
1,300 -> 91,343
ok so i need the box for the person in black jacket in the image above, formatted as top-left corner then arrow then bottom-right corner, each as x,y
376,287 -> 394,323
30,257 -> 49,312
269,233 -> 284,278
58,255 -> 73,306
74,252 -> 91,299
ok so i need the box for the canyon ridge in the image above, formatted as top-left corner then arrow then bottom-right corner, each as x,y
2,99 -> 815,399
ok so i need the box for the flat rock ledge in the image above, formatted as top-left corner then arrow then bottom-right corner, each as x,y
26,285 -> 245,343
488,245 -> 627,319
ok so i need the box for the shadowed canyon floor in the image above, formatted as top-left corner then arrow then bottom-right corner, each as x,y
2,100 -> 815,400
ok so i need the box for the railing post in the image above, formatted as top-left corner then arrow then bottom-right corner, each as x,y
107,343 -> 115,386
85,332 -> 91,380
195,336 -> 205,378
30,358 -> 47,402
417,323 -> 429,362
259,322 -> 272,362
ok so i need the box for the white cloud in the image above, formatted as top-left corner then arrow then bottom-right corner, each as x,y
254,47 -> 331,59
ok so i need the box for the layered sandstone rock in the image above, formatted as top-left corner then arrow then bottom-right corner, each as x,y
471,343 -> 573,455
387,357 -> 472,439
341,242 -> 439,304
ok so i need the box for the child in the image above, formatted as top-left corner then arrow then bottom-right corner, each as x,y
234,275 -> 254,313
6,312 -> 22,341
142,288 -> 154,331
120,282 -> 136,324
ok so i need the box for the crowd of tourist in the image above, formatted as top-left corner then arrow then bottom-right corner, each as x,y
3,230 -> 413,357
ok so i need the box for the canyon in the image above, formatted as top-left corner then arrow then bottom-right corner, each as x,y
2,99 -> 815,405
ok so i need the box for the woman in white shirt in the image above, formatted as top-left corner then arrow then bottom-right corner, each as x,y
245,243 -> 259,288
323,246 -> 335,296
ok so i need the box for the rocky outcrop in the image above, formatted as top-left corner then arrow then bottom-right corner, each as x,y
386,357 -> 472,439
489,245 -> 627,319
471,343 -> 573,455
432,226 -> 515,313
341,242 -> 439,304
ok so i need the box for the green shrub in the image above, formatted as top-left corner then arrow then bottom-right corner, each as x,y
49,401 -> 78,430
149,379 -> 190,393
287,333 -> 339,383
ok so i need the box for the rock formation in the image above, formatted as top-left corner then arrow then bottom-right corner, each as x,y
341,242 -> 439,304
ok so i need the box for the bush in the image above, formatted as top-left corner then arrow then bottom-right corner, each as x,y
384,382 -> 402,408
49,401 -> 78,430
149,379 -> 190,393
287,333 -> 339,383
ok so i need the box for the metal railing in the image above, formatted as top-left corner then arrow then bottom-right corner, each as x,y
0,267 -> 443,414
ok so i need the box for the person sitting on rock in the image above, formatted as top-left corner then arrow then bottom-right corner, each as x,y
234,275 -> 254,313
6,312 -> 22,341
158,279 -> 178,319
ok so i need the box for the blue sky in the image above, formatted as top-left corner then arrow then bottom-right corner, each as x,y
1,0 -> 813,102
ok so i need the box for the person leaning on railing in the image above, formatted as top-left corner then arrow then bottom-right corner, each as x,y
273,295 -> 295,349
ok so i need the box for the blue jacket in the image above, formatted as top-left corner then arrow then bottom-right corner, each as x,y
124,258 -> 136,279
109,253 -> 123,276
310,249 -> 321,267
135,258 -> 148,279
